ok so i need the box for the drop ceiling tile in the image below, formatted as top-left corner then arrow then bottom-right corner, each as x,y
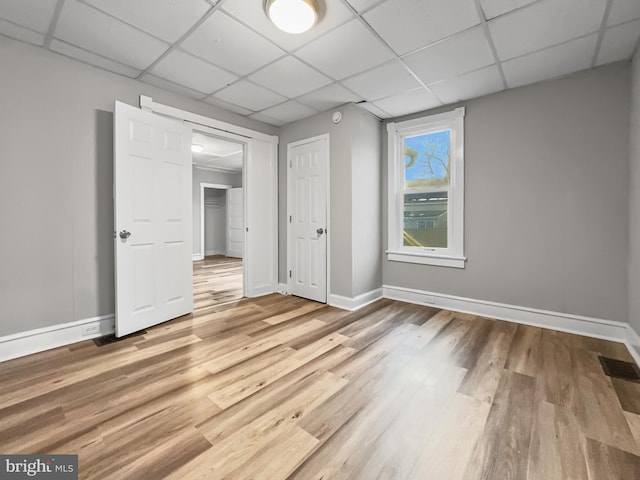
364,0 -> 481,55
0,19 -> 45,46
249,112 -> 284,126
203,97 -> 254,116
373,88 -> 441,118
403,27 -> 495,85
478,0 -> 537,20
342,60 -> 420,101
297,83 -> 362,111
221,0 -> 354,52
356,101 -> 392,119
140,73 -> 204,99
489,0 -> 606,61
150,49 -> 237,94
181,10 -> 285,76
502,34 -> 597,88
213,80 -> 287,111
345,0 -> 386,13
296,19 -> 394,80
258,101 -> 318,125
596,20 -> 640,65
82,0 -> 210,43
249,56 -> 332,98
429,65 -> 504,104
608,0 -> 640,27
54,0 -> 169,70
50,39 -> 141,77
0,0 -> 58,33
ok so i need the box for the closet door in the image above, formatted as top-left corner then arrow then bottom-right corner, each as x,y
226,187 -> 244,258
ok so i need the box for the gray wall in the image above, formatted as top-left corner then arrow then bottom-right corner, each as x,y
192,167 -> 241,256
0,36 -> 275,337
383,63 -> 631,323
629,50 -> 640,333
352,110 -> 383,297
278,103 -> 382,298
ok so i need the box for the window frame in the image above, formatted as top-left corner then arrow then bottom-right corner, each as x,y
386,107 -> 466,268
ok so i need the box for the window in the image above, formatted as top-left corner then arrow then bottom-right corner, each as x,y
387,107 -> 465,268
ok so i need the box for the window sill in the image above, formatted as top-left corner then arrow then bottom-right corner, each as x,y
386,251 -> 466,269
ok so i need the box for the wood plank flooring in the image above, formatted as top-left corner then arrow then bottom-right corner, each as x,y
1,257 -> 639,479
193,255 -> 243,309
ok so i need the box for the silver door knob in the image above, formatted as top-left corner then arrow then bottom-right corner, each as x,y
119,230 -> 132,240
316,228 -> 324,235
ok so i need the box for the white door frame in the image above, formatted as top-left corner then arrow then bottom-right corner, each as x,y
140,95 -> 278,298
200,182 -> 233,260
286,133 -> 331,302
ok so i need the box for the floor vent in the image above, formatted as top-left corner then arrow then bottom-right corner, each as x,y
599,356 -> 640,383
93,330 -> 147,347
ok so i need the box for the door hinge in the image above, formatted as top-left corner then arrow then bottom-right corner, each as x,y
289,215 -> 292,223
289,270 -> 292,278
246,227 -> 249,232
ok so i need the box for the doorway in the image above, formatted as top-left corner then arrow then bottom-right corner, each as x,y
192,132 -> 245,308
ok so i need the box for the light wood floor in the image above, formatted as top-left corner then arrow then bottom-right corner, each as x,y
1,258 -> 640,479
193,255 -> 243,309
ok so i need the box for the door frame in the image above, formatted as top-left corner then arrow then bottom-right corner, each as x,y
139,95 -> 279,298
200,182 -> 233,260
286,133 -> 331,302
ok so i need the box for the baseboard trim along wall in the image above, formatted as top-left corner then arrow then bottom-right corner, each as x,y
3,285 -> 640,366
328,288 -> 384,311
0,314 -> 115,362
383,284 -> 640,366
192,253 -> 204,261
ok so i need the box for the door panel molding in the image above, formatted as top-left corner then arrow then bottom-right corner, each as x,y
287,134 -> 330,303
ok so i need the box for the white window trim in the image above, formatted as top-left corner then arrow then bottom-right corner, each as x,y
386,107 -> 466,269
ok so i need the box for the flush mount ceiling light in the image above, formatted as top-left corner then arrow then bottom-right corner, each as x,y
265,0 -> 323,34
191,144 -> 204,153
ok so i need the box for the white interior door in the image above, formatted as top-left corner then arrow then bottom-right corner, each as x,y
114,101 -> 193,337
245,139 -> 278,297
226,187 -> 244,258
288,135 -> 328,303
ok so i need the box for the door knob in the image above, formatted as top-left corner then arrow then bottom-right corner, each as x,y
119,230 -> 132,240
316,228 -> 324,235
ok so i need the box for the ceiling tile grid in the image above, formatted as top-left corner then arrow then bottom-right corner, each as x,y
180,10 -> 286,76
0,0 -> 638,125
248,55 -> 332,98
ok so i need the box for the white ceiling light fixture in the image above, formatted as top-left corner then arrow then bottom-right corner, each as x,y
191,144 -> 204,153
265,0 -> 323,34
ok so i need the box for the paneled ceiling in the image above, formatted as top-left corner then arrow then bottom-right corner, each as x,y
1,0 -> 639,126
191,132 -> 243,172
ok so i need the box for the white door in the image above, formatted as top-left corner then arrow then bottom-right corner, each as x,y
288,135 -> 328,303
226,187 -> 244,258
245,139 -> 278,297
114,101 -> 193,337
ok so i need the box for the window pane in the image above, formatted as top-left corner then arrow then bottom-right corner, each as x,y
404,130 -> 450,188
403,192 -> 448,248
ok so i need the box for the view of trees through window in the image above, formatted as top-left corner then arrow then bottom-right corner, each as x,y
403,130 -> 450,248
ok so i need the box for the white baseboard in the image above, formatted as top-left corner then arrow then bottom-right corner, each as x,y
329,288 -> 384,311
0,314 -> 115,363
205,250 -> 225,256
624,324 -> 640,367
277,283 -> 289,295
383,284 -> 630,344
192,253 -> 204,261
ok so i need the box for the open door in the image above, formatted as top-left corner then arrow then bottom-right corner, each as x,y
226,187 -> 244,258
245,138 -> 278,297
114,101 -> 193,337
